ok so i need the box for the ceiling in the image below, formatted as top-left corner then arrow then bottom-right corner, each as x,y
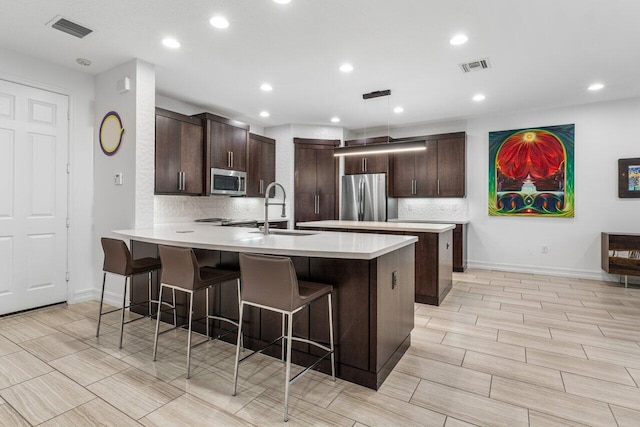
2,0 -> 639,130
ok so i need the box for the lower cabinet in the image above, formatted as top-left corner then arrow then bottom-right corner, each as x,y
452,223 -> 467,272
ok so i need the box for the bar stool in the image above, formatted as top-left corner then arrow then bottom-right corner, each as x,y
233,253 -> 335,422
153,245 -> 242,379
97,238 -> 175,349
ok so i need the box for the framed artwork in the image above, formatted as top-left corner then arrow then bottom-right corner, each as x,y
489,124 -> 575,217
618,158 -> 640,198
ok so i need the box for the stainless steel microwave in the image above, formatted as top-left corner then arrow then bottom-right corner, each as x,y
210,168 -> 246,196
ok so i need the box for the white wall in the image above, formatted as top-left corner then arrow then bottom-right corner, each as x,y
466,97 -> 640,279
0,46 -> 95,303
93,59 -> 155,304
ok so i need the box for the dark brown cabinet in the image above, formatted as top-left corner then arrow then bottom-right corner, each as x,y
343,137 -> 392,175
155,108 -> 204,195
452,223 -> 468,272
392,132 -> 466,198
246,133 -> 276,197
294,138 -> 339,224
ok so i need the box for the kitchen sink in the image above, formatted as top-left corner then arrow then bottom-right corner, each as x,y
249,230 -> 316,236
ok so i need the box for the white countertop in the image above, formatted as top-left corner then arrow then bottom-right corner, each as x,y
388,218 -> 469,225
296,220 -> 456,233
114,223 -> 417,260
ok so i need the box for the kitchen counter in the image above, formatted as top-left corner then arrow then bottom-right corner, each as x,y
298,220 -> 454,306
297,220 -> 455,233
388,218 -> 469,225
115,222 -> 416,390
114,222 -> 416,260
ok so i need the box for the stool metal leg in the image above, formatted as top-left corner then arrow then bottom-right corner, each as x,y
232,301 -> 245,396
281,312 -> 286,361
186,290 -> 195,379
284,311 -> 293,422
119,275 -> 128,349
172,288 -> 177,326
152,284 -> 164,361
148,271 -> 153,316
206,287 -> 210,339
328,293 -> 335,380
96,272 -> 107,337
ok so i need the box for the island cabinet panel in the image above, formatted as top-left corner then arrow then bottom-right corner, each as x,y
294,138 -> 339,225
343,137 -> 392,175
246,133 -> 275,197
130,241 -> 414,390
155,108 -> 204,195
452,223 -> 467,272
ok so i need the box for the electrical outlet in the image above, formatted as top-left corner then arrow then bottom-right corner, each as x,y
541,245 -> 549,254
392,271 -> 398,289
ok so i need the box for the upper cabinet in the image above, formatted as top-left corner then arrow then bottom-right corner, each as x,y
155,108 -> 204,195
246,133 -> 276,197
343,136 -> 392,175
193,112 -> 249,174
392,132 -> 466,198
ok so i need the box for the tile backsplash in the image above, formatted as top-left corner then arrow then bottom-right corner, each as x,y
397,198 -> 469,221
154,195 -> 287,223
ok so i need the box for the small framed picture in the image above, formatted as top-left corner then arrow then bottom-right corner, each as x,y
618,158 -> 640,198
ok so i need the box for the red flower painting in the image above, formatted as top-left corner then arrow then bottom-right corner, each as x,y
496,131 -> 565,180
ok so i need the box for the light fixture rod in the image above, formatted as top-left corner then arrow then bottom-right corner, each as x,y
362,89 -> 391,100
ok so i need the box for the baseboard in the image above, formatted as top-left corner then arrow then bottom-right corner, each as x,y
466,260 -> 635,283
70,288 -> 121,307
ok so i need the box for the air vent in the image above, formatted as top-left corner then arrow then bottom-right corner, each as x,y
459,58 -> 491,73
48,16 -> 93,39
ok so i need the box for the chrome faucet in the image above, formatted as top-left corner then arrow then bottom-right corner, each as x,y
263,182 -> 286,235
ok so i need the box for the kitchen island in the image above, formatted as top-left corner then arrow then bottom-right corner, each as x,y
114,224 -> 416,389
297,220 -> 454,305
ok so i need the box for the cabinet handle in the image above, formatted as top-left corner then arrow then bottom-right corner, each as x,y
315,195 -> 319,214
181,172 -> 186,191
361,158 -> 365,172
177,172 -> 182,191
259,179 -> 264,195
231,151 -> 234,168
227,151 -> 231,168
437,178 -> 440,195
364,157 -> 367,172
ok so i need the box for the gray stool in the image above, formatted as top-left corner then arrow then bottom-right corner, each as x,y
154,245 -> 241,378
97,238 -> 175,348
233,253 -> 335,422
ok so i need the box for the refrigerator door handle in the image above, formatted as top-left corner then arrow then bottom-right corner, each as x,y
358,179 -> 365,220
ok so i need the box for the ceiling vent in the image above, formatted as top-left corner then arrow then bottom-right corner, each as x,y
459,58 -> 491,73
48,16 -> 93,39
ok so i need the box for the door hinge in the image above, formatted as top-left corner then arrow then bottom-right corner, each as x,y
66,163 -> 71,174
66,218 -> 70,228
65,271 -> 70,282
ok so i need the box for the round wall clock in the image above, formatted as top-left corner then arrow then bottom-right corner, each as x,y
99,111 -> 125,155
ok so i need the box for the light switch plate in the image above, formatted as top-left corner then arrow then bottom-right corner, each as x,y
114,173 -> 123,185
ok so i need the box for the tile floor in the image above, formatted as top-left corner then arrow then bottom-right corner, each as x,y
0,269 -> 639,426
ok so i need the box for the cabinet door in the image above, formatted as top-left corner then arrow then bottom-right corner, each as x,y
228,125 -> 247,171
246,137 -> 262,197
180,121 -> 204,194
295,192 -> 318,223
344,155 -> 364,175
155,115 -> 181,193
364,153 -> 389,174
393,152 -> 415,197
261,140 -> 276,197
315,149 -> 336,196
317,193 -> 335,220
295,147 -> 317,194
415,141 -> 438,197
437,137 -> 466,197
209,121 -> 229,169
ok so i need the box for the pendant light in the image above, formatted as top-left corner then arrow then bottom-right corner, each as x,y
334,89 -> 426,157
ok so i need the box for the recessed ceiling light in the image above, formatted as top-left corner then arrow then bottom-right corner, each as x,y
473,94 -> 486,102
394,106 -> 404,114
339,63 -> 354,73
331,117 -> 341,123
162,37 -> 181,49
450,34 -> 468,45
588,82 -> 604,91
273,0 -> 291,4
260,111 -> 270,118
260,83 -> 273,92
210,16 -> 229,29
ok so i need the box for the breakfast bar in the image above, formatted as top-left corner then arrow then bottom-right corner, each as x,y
114,224 -> 417,389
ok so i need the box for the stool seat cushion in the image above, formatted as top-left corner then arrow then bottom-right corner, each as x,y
297,281 -> 333,309
130,257 -> 162,275
198,267 -> 241,290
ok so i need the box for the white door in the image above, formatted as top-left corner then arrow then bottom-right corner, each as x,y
0,79 -> 69,315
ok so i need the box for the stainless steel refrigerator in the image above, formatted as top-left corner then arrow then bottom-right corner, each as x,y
341,173 -> 397,221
